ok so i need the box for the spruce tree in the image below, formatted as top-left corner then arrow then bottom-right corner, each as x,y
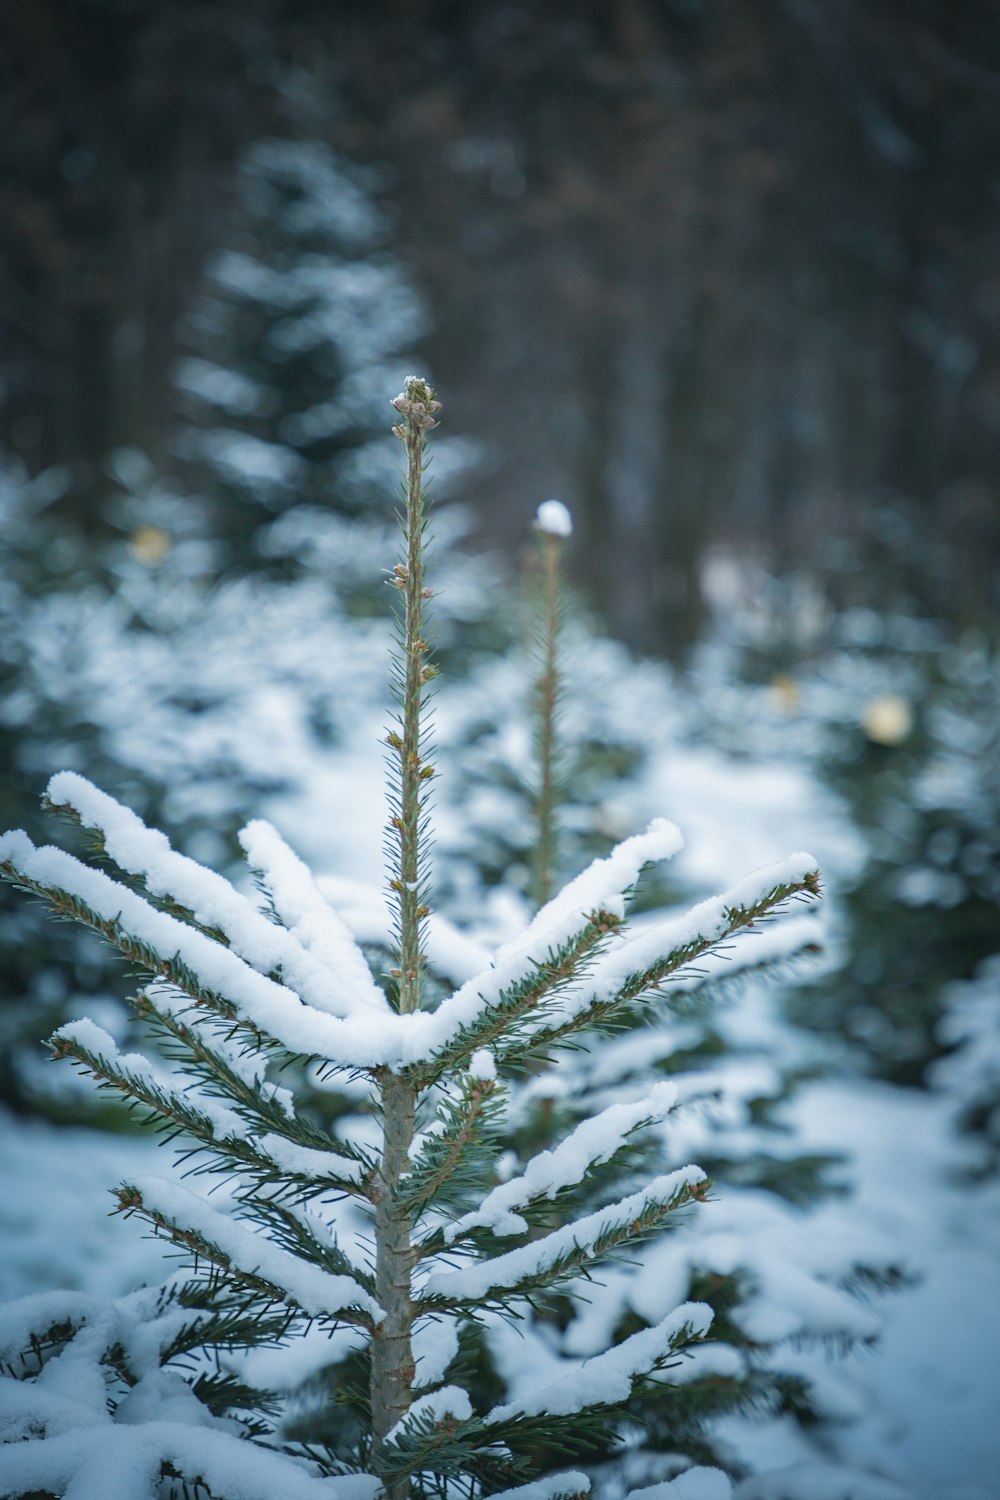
0,381 -> 823,1500
169,137 -> 471,588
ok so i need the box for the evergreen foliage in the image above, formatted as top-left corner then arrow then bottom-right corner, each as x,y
170,137 -> 471,583
0,131 -> 489,1121
932,954 -> 1000,1172
694,592 -> 1000,1085
425,520 -> 903,1481
0,381 -> 826,1500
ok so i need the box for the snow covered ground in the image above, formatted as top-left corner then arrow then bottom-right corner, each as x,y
3,1074 -> 997,1497
797,1083 -> 1000,1500
717,1080 -> 1000,1500
0,1116 -> 165,1302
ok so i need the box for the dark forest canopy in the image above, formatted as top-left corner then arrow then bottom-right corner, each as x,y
2,0 -> 999,652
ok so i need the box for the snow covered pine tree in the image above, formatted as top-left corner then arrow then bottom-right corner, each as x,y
0,381 -> 820,1500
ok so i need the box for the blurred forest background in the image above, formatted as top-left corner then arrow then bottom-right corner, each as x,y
3,0 -> 1000,647
1,2 -> 999,1492
3,0 -> 1000,1075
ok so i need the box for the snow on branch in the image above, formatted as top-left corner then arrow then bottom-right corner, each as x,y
0,1289 -> 121,1373
489,1478 -> 591,1500
239,816 -> 389,1014
404,1069 -> 505,1219
630,1470 -> 733,1499
418,820 -> 685,1069
485,1300 -> 712,1422
51,1017 -> 369,1196
589,853 -> 821,997
0,825 -> 612,1073
0,1421 -> 374,1500
0,829 -> 348,1049
518,854 -> 821,1052
0,810 -> 817,1080
422,1164 -> 706,1306
53,1015 -> 246,1135
116,1175 -> 383,1326
0,1278 -> 359,1500
496,818 -> 684,964
411,1316 -> 461,1390
384,1383 -> 473,1444
46,771 -> 385,1020
318,870 -> 493,985
443,1080 -> 679,1242
414,913 -> 622,1080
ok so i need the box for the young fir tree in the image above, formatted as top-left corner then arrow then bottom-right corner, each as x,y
0,382 -> 822,1500
170,136 -> 471,589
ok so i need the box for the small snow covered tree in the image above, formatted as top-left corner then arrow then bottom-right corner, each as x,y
170,137 -> 470,588
0,381 -> 821,1500
933,955 -> 1000,1172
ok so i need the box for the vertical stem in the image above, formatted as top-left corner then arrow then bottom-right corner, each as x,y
371,1071 -> 417,1500
387,377 -> 440,1016
532,528 -> 562,909
372,378 -> 441,1499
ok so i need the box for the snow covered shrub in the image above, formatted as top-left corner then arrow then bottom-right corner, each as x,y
0,382 -> 823,1499
170,136 -> 475,579
932,955 -> 1000,1171
691,587 -> 1000,1085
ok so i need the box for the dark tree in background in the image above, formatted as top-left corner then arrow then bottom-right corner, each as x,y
2,0 -> 999,652
0,0 -> 282,496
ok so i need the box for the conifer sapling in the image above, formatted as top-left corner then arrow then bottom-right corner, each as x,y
531,499 -> 573,910
0,379 -> 821,1500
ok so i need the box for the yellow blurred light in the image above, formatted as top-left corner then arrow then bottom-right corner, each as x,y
862,694 -> 913,746
769,674 -> 800,714
128,525 -> 172,566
